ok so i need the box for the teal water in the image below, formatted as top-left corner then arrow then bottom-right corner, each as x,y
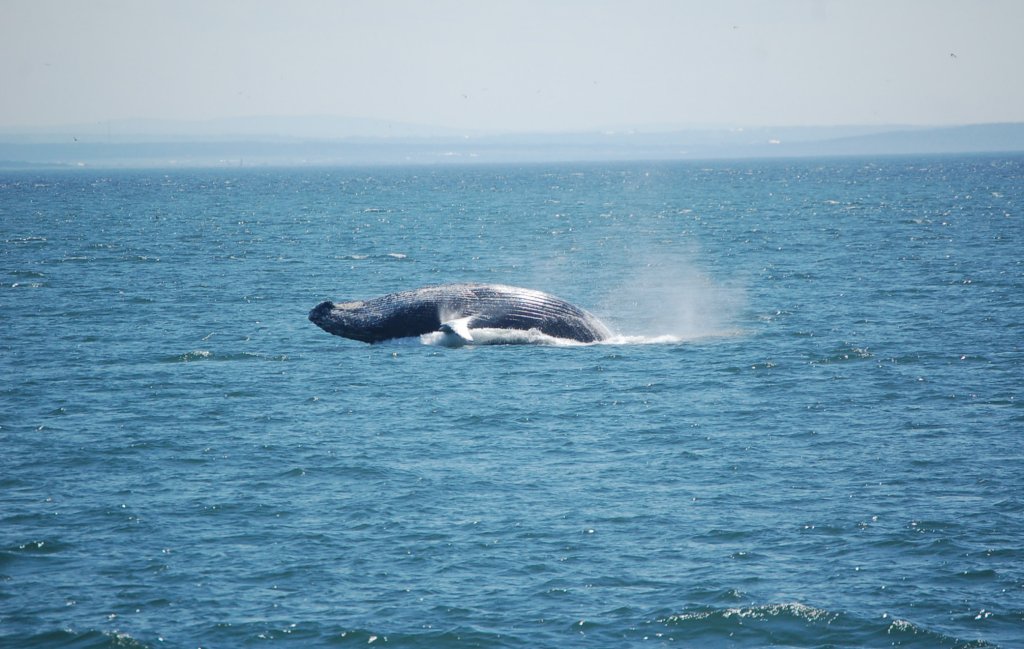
1,156 -> 1022,648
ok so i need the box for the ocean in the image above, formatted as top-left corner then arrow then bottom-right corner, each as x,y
1,155 -> 1021,648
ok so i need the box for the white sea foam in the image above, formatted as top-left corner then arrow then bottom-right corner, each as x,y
414,328 -> 739,347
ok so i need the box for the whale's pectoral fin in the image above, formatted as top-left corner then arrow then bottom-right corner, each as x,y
439,316 -> 475,343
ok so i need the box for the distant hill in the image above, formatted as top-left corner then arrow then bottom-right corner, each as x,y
1,121 -> 1022,168
799,123 -> 1024,156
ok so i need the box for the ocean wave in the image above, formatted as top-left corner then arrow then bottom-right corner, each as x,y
6,629 -> 150,649
161,350 -> 290,363
2,538 -> 70,555
5,280 -> 47,289
811,345 -> 874,365
4,235 -> 48,246
334,252 -> 411,261
660,602 -> 995,648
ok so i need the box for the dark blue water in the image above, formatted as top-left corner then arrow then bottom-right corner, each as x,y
2,156 -> 1022,648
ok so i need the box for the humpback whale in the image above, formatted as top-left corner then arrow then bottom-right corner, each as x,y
309,283 -> 611,344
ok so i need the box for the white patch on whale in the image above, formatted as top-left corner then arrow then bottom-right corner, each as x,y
438,316 -> 476,343
420,327 -> 587,347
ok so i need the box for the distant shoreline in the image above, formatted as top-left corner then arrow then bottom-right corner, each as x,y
2,123 -> 1022,169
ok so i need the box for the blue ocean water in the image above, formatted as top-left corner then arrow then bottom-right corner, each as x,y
1,156 -> 1022,648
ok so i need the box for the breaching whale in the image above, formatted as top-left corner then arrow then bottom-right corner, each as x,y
309,283 -> 611,344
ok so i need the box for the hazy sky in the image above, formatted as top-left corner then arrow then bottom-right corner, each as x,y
3,0 -> 1022,133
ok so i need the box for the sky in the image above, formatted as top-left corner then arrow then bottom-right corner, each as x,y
2,0 -> 1023,134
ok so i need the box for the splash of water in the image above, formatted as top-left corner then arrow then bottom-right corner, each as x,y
599,256 -> 745,343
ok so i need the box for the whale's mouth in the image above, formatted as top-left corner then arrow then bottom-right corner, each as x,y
309,300 -> 380,342
308,301 -> 335,323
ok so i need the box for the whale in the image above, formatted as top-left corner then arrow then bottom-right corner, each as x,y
309,283 -> 611,344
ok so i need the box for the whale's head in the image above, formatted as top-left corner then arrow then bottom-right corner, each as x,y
308,299 -> 378,342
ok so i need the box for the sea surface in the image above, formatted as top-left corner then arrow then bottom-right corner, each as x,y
1,155 -> 1022,648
